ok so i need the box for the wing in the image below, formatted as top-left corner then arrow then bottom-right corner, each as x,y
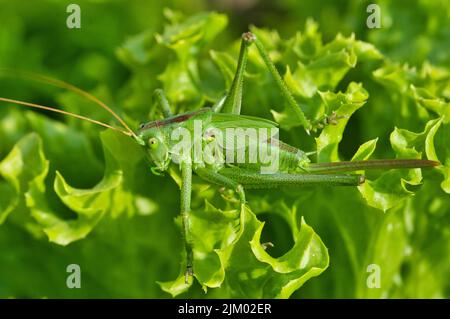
208,112 -> 278,130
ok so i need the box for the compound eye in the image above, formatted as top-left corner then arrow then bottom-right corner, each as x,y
139,123 -> 145,129
148,137 -> 159,149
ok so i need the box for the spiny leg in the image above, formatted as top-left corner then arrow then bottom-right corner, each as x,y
218,167 -> 365,188
221,32 -> 312,132
221,33 -> 253,115
306,159 -> 440,174
180,160 -> 194,283
251,35 -> 312,132
195,168 -> 246,203
211,92 -> 227,113
195,168 -> 281,248
153,88 -> 173,118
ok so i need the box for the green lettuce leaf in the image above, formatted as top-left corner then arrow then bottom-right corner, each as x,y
0,133 -> 47,224
160,204 -> 328,298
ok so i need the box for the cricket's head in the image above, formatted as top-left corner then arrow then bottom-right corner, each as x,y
136,124 -> 171,174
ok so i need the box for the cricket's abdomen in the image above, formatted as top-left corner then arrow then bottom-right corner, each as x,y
274,139 -> 310,172
278,148 -> 308,172
220,138 -> 310,173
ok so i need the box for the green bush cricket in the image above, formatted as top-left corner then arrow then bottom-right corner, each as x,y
0,32 -> 439,285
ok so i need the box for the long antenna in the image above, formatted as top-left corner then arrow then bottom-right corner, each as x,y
0,97 -> 132,136
0,69 -> 138,139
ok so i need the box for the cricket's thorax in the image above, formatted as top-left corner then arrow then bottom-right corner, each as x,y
136,108 -> 213,171
137,107 -> 310,173
138,108 -> 212,132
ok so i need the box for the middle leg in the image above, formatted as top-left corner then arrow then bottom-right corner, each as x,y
153,88 -> 173,118
220,32 -> 312,132
195,167 -> 246,203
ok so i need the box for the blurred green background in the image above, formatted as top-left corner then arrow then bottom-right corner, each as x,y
0,0 -> 448,298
